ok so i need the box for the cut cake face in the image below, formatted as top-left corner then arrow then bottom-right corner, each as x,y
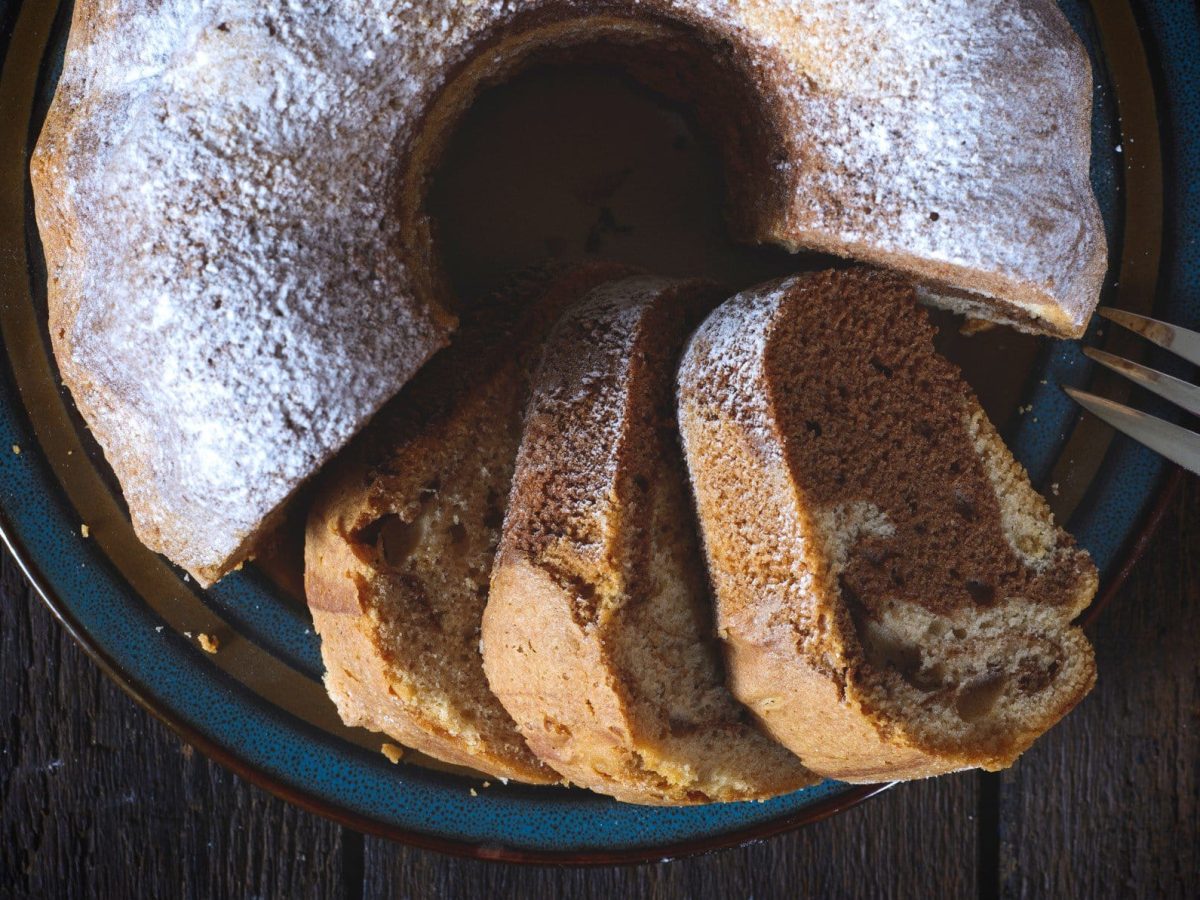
677,269 -> 1098,781
305,264 -> 630,783
483,276 -> 816,804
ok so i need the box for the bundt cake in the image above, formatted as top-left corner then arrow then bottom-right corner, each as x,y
32,0 -> 1105,582
305,264 -> 631,783
676,269 -> 1098,781
481,277 -> 816,804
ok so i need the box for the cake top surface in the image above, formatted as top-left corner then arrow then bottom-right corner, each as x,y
33,0 -> 1102,579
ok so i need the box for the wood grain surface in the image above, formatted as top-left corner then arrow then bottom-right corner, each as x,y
1,476 -> 1196,899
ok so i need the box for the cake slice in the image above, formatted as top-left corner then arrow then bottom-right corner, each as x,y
677,269 -> 1099,782
305,263 -> 630,783
481,277 -> 816,805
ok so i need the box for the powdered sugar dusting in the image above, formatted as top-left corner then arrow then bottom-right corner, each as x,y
676,276 -> 825,646
759,0 -> 1104,326
32,0 -> 1100,580
505,276 -> 675,568
33,1 -> 490,580
678,276 -> 799,465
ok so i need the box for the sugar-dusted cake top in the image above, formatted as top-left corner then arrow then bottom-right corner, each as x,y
32,0 -> 1102,580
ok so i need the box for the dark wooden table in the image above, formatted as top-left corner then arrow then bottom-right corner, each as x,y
2,475 -> 1196,898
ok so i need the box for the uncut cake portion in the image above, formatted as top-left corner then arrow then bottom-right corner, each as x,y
677,269 -> 1098,782
34,0 -> 1102,583
305,263 -> 629,784
482,276 -> 815,805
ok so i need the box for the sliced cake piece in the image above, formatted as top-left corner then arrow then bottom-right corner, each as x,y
482,277 -> 816,805
677,269 -> 1098,783
305,263 -> 630,783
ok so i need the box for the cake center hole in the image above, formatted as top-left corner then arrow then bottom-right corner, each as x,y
428,62 -> 810,305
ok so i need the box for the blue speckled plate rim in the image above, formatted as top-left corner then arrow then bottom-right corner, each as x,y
1068,0 -> 1200,608
0,0 -> 1195,864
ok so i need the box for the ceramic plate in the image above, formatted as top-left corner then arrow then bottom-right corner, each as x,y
1,0 -> 1197,863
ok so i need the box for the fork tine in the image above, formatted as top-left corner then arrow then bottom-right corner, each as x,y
1083,347 -> 1200,418
1064,387 -> 1200,475
1096,308 -> 1200,367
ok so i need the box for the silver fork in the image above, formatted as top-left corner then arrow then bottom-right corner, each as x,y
1063,308 -> 1200,475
